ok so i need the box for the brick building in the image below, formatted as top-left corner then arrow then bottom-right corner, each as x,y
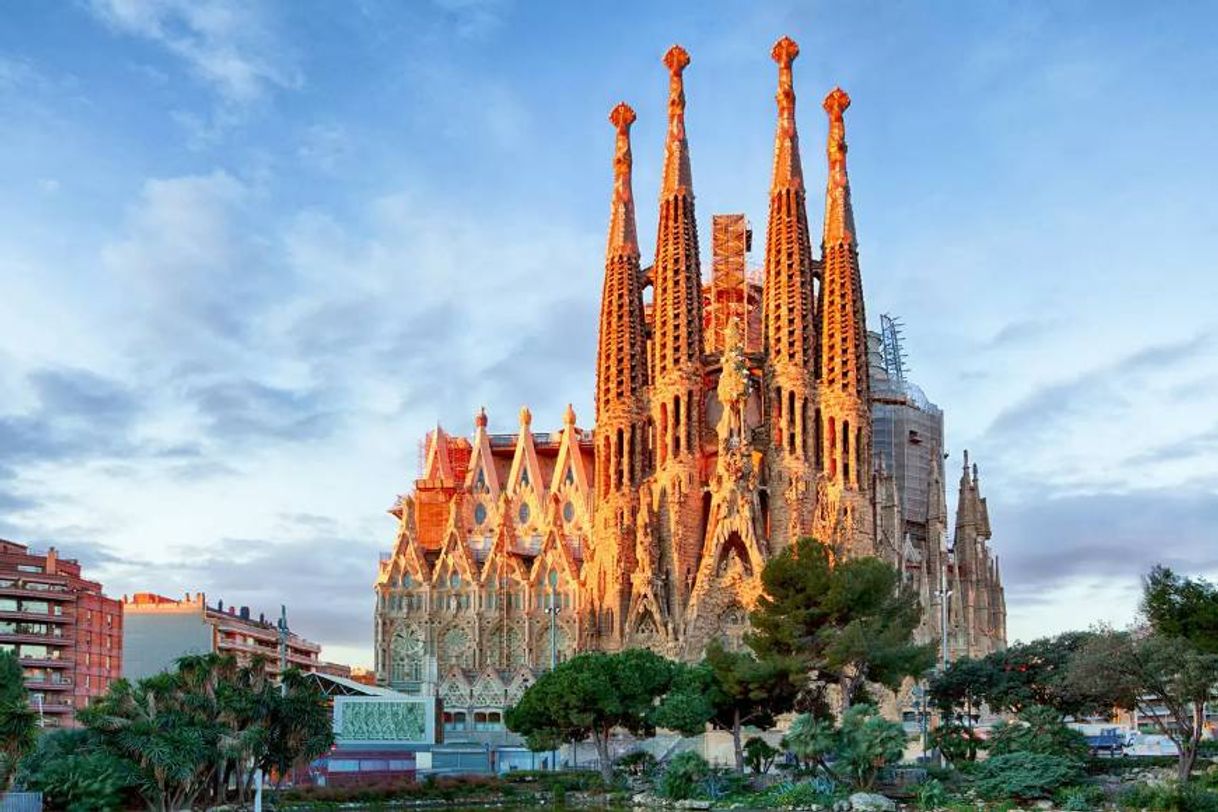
0,539 -> 123,727
122,592 -> 332,680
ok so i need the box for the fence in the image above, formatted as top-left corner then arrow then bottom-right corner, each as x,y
0,792 -> 43,812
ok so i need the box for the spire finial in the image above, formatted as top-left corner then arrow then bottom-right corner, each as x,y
822,86 -> 856,244
769,36 -> 804,193
475,406 -> 488,429
606,102 -> 639,258
563,403 -> 576,427
519,405 -> 532,428
660,45 -> 693,198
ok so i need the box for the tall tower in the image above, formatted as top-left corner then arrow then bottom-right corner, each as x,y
814,87 -> 875,554
649,45 -> 705,623
591,102 -> 648,646
761,36 -> 817,547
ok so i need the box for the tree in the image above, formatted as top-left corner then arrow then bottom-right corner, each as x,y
657,640 -> 800,773
14,728 -> 138,812
929,632 -> 1107,723
1069,629 -> 1218,781
74,653 -> 333,810
749,537 -> 934,709
1143,566 -> 1218,654
0,650 -> 38,789
506,649 -> 695,783
743,737 -> 779,776
261,670 -> 334,787
782,704 -> 906,790
986,704 -> 1089,763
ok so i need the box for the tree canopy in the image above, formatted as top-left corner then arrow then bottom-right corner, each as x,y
506,649 -> 698,782
930,631 -> 1106,719
748,536 -> 934,708
0,650 -> 37,789
1143,566 -> 1218,654
19,654 -> 333,811
656,639 -> 800,773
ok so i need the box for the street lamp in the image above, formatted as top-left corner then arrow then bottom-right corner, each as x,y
936,549 -> 953,673
544,569 -> 562,771
545,569 -> 562,671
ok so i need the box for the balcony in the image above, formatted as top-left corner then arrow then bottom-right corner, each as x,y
19,656 -> 72,668
25,677 -> 73,691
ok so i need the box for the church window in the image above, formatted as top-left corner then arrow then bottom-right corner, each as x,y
827,417 -> 837,479
390,627 -> 425,684
843,421 -> 851,483
449,573 -> 461,590
673,395 -> 682,456
474,468 -> 487,493
474,503 -> 487,526
440,628 -> 471,669
856,427 -> 865,490
520,467 -> 530,487
563,501 -> 575,523
814,408 -> 823,470
565,465 -> 575,486
518,502 -> 530,524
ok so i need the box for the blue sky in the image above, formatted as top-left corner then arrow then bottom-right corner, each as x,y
1,1 -> 1215,668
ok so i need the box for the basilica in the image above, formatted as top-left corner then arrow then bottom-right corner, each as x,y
373,38 -> 1006,721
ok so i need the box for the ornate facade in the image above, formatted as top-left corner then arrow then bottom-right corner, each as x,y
373,38 -> 1006,719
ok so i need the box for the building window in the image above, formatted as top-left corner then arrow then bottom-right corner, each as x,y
390,627 -> 425,684
518,502 -> 530,524
562,501 -> 575,523
474,503 -> 487,526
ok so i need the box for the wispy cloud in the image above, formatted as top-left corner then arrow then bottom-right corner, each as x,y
87,0 -> 299,105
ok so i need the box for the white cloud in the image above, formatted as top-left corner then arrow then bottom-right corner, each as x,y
87,0 -> 299,104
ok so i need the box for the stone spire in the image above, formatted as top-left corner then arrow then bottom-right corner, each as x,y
595,101 -> 648,488
591,103 -> 648,648
647,44 -> 705,634
813,86 -> 873,555
822,87 -> 856,245
651,44 -> 704,448
660,45 -> 693,198
606,103 -> 640,259
762,36 -> 817,544
770,36 -> 805,193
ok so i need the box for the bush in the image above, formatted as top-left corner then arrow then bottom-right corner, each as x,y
988,705 -> 1090,762
615,750 -> 659,780
14,729 -> 138,812
1058,783 -> 1107,811
744,736 -> 780,775
916,777 -> 950,810
659,751 -> 710,801
1117,781 -> 1218,812
741,779 -> 840,809
972,752 -> 1086,800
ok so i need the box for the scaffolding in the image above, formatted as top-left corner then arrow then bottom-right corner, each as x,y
704,214 -> 763,355
879,313 -> 909,385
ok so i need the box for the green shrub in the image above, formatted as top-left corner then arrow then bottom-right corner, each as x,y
916,777 -> 950,810
615,750 -> 659,779
659,751 -> 710,801
744,736 -> 781,775
987,705 -> 1090,763
972,751 -> 1085,800
1117,781 -> 1218,812
1057,783 -> 1107,811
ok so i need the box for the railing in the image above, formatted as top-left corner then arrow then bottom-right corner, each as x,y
0,791 -> 44,812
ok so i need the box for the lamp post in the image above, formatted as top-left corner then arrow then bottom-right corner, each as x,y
936,549 -> 953,673
544,570 -> 562,770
